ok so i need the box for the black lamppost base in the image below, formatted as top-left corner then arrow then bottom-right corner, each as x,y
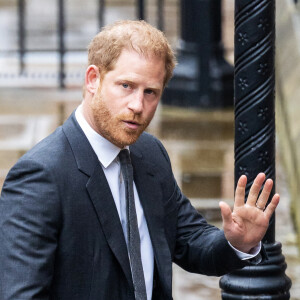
162,41 -> 209,108
220,242 -> 292,299
162,0 -> 234,109
162,42 -> 234,109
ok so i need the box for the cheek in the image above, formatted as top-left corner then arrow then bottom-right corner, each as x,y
103,89 -> 129,110
107,101 -> 124,116
97,93 -> 121,115
102,83 -> 125,99
145,101 -> 159,118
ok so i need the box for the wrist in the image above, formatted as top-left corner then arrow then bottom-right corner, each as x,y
229,242 -> 261,256
230,243 -> 252,254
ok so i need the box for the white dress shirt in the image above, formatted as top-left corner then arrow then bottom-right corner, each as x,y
75,105 -> 154,300
75,105 -> 261,299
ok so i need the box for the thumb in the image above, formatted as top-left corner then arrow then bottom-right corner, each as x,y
219,201 -> 233,227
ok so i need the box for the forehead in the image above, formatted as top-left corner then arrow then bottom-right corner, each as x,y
115,48 -> 164,67
109,49 -> 166,85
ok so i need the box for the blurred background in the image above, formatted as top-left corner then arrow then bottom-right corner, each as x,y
0,0 -> 299,299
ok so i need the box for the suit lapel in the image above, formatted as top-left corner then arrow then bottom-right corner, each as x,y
63,113 -> 133,290
130,147 -> 172,296
86,166 -> 133,290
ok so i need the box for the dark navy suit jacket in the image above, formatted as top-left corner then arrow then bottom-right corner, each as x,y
0,113 -> 246,299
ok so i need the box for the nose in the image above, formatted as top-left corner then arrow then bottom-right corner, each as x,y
127,90 -> 143,114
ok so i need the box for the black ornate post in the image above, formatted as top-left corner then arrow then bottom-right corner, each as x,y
162,0 -> 234,108
219,1 -> 291,298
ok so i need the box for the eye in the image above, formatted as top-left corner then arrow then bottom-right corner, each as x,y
144,89 -> 155,95
122,83 -> 129,89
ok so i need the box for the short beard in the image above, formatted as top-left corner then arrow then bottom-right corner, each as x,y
91,93 -> 150,148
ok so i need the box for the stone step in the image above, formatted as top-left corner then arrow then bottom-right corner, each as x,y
180,147 -> 226,173
0,114 -> 56,148
155,106 -> 235,199
159,107 -> 234,141
55,97 -> 82,125
179,146 -> 232,199
0,114 -> 57,189
182,171 -> 222,199
190,198 -> 233,221
0,88 -> 81,115
161,138 -> 234,200
160,118 -> 234,141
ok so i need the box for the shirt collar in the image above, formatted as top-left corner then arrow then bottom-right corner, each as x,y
75,104 -> 128,168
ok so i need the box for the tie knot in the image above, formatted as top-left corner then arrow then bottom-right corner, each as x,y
118,149 -> 131,165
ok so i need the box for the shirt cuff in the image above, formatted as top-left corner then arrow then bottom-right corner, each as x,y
228,241 -> 261,260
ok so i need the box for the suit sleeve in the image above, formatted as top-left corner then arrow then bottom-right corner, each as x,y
153,137 -> 246,276
0,159 -> 61,300
172,188 -> 246,276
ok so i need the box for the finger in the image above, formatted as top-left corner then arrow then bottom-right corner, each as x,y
256,178 -> 273,209
234,175 -> 247,207
265,193 -> 280,219
219,201 -> 233,226
247,173 -> 266,206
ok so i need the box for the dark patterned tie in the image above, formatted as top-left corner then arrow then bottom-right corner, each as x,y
118,149 -> 147,300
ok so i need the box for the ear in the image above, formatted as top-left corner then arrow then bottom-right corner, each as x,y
85,65 -> 100,95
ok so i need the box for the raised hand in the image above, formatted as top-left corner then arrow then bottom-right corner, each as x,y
219,173 -> 280,253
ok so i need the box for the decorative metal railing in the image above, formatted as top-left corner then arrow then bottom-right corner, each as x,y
0,0 -> 166,88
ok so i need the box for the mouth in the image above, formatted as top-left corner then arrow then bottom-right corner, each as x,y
122,120 -> 141,130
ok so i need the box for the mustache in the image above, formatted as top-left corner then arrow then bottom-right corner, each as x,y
117,113 -> 147,126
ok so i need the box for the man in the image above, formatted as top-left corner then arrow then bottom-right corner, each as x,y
0,20 -> 279,300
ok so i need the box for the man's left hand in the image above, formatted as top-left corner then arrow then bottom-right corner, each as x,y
219,173 -> 280,253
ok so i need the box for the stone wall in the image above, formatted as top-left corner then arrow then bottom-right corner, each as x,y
276,0 -> 300,249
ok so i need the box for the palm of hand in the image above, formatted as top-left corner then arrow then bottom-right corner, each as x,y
219,173 -> 279,253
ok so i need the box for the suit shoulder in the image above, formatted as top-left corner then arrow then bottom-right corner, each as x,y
133,132 -> 171,165
3,125 -> 74,196
135,131 -> 157,144
135,132 -> 166,152
16,126 -> 70,169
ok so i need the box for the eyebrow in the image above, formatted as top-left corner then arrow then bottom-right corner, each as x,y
116,78 -> 163,93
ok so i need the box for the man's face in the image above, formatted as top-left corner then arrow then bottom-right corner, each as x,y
89,49 -> 165,148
